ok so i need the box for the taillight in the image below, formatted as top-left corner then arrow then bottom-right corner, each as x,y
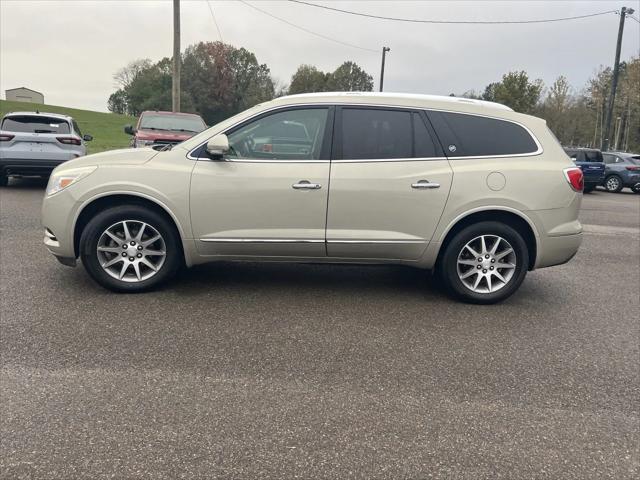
563,167 -> 584,192
0,133 -> 15,142
56,136 -> 81,146
625,166 -> 640,171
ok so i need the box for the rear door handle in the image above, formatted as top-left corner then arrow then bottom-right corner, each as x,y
292,180 -> 322,190
411,180 -> 440,189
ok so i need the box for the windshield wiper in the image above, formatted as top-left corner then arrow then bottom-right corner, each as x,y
170,128 -> 199,133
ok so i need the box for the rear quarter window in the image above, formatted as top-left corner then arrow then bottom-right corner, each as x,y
427,111 -> 539,157
1,115 -> 70,134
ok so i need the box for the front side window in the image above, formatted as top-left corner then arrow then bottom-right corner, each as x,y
1,115 -> 70,134
226,108 -> 329,160
428,111 -> 539,157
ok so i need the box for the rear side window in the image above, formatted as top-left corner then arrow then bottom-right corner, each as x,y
1,115 -> 70,134
427,111 -> 538,157
341,108 -> 412,160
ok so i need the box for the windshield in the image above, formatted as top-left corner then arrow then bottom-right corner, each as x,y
1,115 -> 70,134
139,113 -> 206,133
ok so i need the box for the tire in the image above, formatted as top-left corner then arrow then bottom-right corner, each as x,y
79,205 -> 182,292
632,184 -> 640,194
438,221 -> 529,304
604,175 -> 623,193
583,185 -> 595,193
0,173 -> 7,187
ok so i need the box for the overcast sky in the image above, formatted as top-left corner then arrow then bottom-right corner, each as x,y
1,0 -> 639,112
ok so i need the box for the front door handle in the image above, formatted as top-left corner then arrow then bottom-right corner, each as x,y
411,180 -> 440,189
292,180 -> 322,190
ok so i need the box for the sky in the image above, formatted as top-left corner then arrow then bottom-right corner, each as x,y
1,0 -> 639,112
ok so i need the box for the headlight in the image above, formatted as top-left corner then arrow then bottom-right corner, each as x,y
46,166 -> 97,196
135,139 -> 155,148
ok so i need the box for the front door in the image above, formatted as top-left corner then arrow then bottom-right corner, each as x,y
326,106 -> 453,260
190,106 -> 334,257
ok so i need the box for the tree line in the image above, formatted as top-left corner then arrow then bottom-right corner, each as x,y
108,41 -> 373,125
108,41 -> 638,152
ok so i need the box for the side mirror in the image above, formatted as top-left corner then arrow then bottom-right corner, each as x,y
124,125 -> 135,135
83,134 -> 93,142
205,134 -> 230,159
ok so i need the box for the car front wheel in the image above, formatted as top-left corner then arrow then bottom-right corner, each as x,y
604,175 -> 623,193
438,221 -> 529,304
79,205 -> 182,292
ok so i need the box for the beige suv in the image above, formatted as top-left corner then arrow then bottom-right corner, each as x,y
41,93 -> 584,303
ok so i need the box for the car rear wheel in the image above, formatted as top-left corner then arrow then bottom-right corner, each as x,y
0,173 -> 7,187
438,221 -> 529,304
604,175 -> 623,193
79,205 -> 182,292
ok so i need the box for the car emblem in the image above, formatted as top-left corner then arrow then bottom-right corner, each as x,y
448,145 -> 457,153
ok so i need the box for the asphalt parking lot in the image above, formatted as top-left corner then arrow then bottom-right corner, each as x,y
1,179 -> 638,479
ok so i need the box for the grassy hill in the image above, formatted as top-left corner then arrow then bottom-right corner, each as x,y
0,100 -> 137,154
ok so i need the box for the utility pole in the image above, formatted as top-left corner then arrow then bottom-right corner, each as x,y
379,46 -> 390,92
172,0 -> 181,112
602,6 -> 634,151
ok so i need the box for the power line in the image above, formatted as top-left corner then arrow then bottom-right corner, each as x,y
289,1 -> 618,25
206,0 -> 224,42
628,14 -> 640,23
238,0 -> 377,53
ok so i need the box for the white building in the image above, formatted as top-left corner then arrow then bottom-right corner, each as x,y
5,87 -> 45,104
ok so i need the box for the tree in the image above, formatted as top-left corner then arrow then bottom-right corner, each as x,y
107,89 -> 127,114
542,76 -> 573,143
326,61 -> 373,91
113,59 -> 153,90
482,71 -> 543,113
288,65 -> 329,94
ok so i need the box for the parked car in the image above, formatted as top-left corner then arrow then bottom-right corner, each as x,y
124,111 -> 207,149
563,147 -> 606,193
0,111 -> 92,186
602,151 -> 640,193
41,92 -> 584,304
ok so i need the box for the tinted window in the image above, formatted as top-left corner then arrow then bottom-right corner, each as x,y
227,108 -> 328,160
1,115 -> 70,134
413,113 -> 438,157
583,150 -> 603,162
341,108 -> 411,159
428,111 -> 538,157
72,120 -> 82,137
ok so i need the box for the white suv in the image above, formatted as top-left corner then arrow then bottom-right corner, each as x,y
41,93 -> 583,303
0,111 -> 92,185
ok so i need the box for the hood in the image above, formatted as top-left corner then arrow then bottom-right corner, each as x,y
136,129 -> 194,141
54,147 -> 158,172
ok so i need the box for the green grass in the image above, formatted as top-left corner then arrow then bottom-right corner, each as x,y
0,100 -> 137,154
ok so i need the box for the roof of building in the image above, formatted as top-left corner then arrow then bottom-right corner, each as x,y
5,86 -> 44,96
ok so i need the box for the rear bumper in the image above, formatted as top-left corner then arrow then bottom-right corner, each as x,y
0,158 -> 73,176
535,232 -> 582,269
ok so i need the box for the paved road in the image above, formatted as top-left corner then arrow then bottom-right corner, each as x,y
1,180 -> 638,479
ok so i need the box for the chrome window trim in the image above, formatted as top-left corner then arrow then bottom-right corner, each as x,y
187,101 -> 543,162
333,157 -> 444,163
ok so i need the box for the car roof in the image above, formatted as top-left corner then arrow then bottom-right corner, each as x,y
2,111 -> 73,121
564,147 -> 601,152
141,110 -> 203,118
607,151 -> 639,157
265,92 -> 514,114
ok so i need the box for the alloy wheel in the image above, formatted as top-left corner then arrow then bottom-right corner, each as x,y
96,220 -> 166,283
456,235 -> 517,294
605,176 -> 621,192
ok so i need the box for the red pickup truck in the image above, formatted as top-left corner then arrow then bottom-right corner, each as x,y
124,111 -> 207,148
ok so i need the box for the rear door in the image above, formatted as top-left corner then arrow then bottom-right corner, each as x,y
326,106 -> 453,260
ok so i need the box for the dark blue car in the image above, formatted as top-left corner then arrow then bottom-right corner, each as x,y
563,148 -> 606,193
602,151 -> 640,193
